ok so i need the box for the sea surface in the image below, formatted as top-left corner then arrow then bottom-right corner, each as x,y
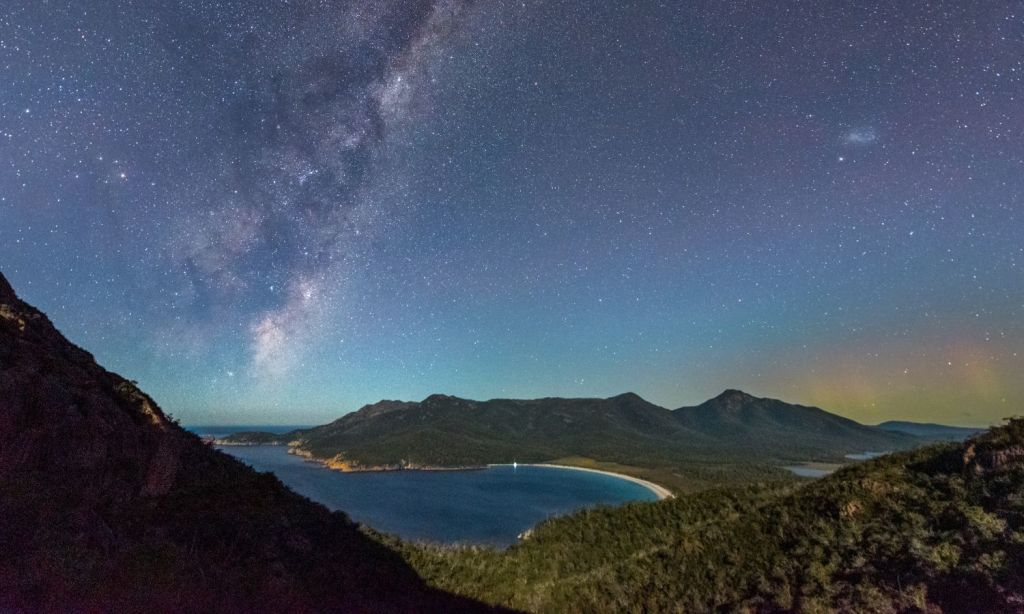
187,429 -> 658,546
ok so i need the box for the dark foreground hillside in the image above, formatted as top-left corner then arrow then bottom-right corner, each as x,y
0,273 -> 498,612
393,421 -> 1024,612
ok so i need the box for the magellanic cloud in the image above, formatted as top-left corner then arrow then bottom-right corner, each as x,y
843,126 -> 878,145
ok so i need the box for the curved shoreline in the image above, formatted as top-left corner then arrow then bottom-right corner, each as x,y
490,463 -> 674,500
213,442 -> 674,500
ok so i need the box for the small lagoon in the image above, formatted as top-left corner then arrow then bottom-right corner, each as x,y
844,451 -> 886,461
783,451 -> 890,478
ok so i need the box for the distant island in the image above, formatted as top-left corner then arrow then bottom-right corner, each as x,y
876,420 -> 985,441
217,389 -> 971,492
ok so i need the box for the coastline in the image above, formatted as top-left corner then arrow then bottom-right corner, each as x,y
212,442 -> 673,499
212,442 -> 489,473
491,463 -> 674,500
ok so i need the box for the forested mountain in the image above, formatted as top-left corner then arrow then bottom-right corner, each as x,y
673,389 -> 915,456
0,273 -> 496,612
222,389 -> 917,491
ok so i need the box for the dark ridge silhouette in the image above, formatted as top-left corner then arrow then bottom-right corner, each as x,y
0,272 -> 503,613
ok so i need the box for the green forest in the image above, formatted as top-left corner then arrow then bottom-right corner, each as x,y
382,419 -> 1024,613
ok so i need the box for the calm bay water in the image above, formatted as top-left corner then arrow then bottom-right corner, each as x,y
189,430 -> 657,546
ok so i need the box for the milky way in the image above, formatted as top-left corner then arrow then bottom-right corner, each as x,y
169,0 -> 479,376
1,1 -> 1021,425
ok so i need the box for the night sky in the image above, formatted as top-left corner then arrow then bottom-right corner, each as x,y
1,1 -> 1021,426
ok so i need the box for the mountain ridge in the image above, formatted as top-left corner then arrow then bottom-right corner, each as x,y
220,388 -> 919,491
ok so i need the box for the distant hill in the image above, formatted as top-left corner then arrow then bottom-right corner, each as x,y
674,389 -> 915,457
876,420 -> 984,441
221,389 -> 918,490
0,273 -> 495,612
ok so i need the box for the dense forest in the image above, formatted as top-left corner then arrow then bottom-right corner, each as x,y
386,420 -> 1024,612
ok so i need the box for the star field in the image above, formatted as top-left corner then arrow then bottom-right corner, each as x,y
1,0 -> 1021,425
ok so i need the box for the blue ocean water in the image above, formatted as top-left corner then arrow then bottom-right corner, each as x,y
206,442 -> 658,546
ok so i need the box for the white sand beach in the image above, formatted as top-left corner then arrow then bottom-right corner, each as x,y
491,463 -> 674,500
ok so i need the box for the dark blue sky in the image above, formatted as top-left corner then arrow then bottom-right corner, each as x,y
1,0 -> 1021,425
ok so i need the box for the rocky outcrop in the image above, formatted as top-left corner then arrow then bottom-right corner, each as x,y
964,440 -> 1024,475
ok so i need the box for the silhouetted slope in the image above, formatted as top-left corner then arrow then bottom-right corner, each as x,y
0,273 -> 499,612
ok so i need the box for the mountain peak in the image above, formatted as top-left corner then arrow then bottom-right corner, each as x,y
353,399 -> 415,418
422,393 -> 466,404
713,389 -> 757,403
611,392 -> 646,403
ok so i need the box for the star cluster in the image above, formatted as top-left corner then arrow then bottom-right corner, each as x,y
1,0 -> 1021,425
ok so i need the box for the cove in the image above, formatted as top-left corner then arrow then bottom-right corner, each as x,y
214,444 -> 659,546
